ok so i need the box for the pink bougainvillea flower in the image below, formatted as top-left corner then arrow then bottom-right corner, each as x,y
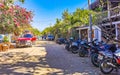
0,4 -> 33,30
7,19 -> 10,24
0,3 -> 4,7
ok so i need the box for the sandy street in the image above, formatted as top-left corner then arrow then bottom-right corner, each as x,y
0,41 -> 119,75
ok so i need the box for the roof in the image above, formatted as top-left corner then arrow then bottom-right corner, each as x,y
75,25 -> 88,28
76,25 -> 101,30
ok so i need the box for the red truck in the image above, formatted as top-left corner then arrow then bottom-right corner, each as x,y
16,34 -> 36,47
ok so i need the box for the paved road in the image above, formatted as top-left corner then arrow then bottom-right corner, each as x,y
0,41 -> 119,75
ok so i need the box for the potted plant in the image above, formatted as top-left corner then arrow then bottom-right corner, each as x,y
2,36 -> 10,51
3,36 -> 9,43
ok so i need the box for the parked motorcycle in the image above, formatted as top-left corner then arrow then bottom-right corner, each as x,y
91,42 -> 117,67
65,38 -> 74,51
99,48 -> 120,74
65,40 -> 70,51
78,39 -> 99,57
90,41 -> 106,67
70,39 -> 81,54
78,39 -> 91,57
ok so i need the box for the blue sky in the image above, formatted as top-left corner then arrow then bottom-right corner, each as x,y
16,0 -> 95,31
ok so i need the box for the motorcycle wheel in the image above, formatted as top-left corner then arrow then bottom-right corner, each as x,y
91,53 -> 99,67
65,45 -> 67,49
100,58 -> 113,74
79,47 -> 86,57
71,47 -> 78,54
65,45 -> 70,51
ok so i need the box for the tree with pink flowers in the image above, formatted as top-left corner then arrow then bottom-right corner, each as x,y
0,2 -> 33,35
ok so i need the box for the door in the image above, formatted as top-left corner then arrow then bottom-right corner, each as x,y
80,29 -> 88,40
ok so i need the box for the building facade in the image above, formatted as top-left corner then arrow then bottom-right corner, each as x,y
76,26 -> 101,42
91,0 -> 120,45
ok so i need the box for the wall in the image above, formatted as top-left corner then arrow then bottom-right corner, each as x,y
77,26 -> 101,42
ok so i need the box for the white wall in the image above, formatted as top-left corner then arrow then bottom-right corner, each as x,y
77,26 -> 101,42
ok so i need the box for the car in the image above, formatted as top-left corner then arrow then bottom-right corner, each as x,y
42,35 -> 47,40
16,34 -> 36,47
47,35 -> 54,40
56,38 -> 66,44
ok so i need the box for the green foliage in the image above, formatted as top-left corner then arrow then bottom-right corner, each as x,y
41,26 -> 53,35
3,36 -> 9,42
31,28 -> 41,36
19,0 -> 24,3
42,8 -> 96,39
94,6 -> 103,12
3,0 -> 25,4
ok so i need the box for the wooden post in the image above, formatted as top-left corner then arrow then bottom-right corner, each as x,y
107,0 -> 110,19
115,24 -> 118,40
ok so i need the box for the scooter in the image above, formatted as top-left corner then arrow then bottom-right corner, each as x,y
99,48 -> 120,74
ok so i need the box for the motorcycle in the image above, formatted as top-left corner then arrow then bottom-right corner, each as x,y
91,42 -> 117,67
99,48 -> 120,74
65,40 -> 70,51
70,39 -> 81,54
78,39 -> 99,57
65,39 -> 74,51
90,41 -> 107,67
78,39 -> 91,57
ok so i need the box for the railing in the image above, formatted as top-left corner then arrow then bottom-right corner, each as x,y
94,5 -> 120,24
94,5 -> 120,44
110,5 -> 120,17
94,11 -> 108,24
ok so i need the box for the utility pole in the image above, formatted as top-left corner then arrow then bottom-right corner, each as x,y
88,0 -> 92,42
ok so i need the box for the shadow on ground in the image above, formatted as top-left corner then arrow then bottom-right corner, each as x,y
45,43 -> 120,75
0,52 -> 48,75
0,42 -> 119,75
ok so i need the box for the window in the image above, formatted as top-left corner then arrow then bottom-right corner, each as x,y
24,34 -> 33,38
